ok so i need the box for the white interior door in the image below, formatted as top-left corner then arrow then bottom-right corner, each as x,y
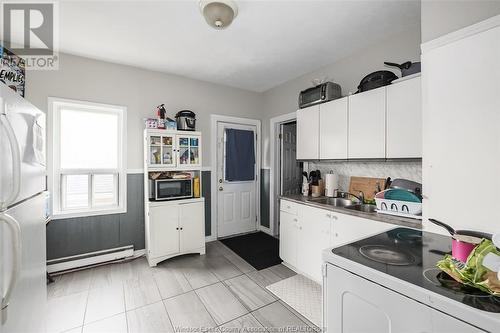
217,122 -> 257,238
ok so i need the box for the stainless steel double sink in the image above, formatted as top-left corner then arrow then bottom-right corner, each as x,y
309,197 -> 377,214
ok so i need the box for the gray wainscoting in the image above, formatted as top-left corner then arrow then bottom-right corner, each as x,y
47,170 -> 267,261
260,168 -> 270,228
46,173 -> 145,260
47,171 -> 214,261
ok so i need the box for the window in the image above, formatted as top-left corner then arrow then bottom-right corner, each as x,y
49,98 -> 126,218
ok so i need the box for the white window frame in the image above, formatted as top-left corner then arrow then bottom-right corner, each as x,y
48,97 -> 127,219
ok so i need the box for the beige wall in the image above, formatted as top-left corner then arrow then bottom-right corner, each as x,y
261,27 -> 421,167
421,0 -> 500,42
25,53 -> 263,170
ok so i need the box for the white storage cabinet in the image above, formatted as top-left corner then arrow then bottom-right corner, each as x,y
146,199 -> 205,266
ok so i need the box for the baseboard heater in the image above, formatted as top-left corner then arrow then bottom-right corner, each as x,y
47,245 -> 135,274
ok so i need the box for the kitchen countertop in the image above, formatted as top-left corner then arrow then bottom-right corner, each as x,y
280,194 -> 422,229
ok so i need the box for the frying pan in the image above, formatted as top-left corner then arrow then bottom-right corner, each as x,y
384,61 -> 421,77
428,218 -> 492,262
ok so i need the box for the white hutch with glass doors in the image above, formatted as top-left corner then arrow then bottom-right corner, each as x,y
143,129 -> 205,267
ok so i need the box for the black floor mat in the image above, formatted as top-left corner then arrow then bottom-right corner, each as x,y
220,232 -> 282,270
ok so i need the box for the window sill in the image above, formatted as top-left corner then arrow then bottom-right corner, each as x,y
51,207 -> 127,220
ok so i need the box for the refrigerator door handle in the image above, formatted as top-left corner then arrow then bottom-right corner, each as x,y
0,101 -> 22,210
0,213 -> 22,324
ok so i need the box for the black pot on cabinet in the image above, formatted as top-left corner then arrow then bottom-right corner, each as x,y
176,110 -> 196,131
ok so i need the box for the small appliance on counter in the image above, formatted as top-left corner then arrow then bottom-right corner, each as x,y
176,110 -> 196,131
298,81 -> 341,109
384,61 -> 421,77
356,70 -> 398,93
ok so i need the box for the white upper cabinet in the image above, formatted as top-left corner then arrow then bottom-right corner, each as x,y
297,78 -> 422,160
348,87 -> 386,159
145,130 -> 202,170
320,97 -> 348,159
147,132 -> 176,168
176,134 -> 202,169
296,104 -> 320,160
386,77 -> 422,158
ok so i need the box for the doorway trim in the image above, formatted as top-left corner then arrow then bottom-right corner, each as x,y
210,115 -> 262,241
269,111 -> 297,236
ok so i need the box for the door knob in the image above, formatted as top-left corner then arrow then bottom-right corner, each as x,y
219,187 -> 223,191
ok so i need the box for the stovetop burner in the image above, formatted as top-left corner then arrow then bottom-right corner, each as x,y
423,268 -> 500,313
359,245 -> 416,266
332,227 -> 500,313
395,229 -> 422,243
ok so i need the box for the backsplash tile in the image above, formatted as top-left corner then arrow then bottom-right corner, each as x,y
308,160 -> 422,192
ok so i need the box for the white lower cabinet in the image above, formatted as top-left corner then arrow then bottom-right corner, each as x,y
146,199 -> 205,266
180,201 -> 205,253
279,199 -> 393,282
279,210 -> 299,267
297,205 -> 334,281
149,205 -> 180,258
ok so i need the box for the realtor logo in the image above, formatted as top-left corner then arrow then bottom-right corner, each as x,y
1,1 -> 59,69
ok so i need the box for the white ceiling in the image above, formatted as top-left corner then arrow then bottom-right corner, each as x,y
57,0 -> 420,92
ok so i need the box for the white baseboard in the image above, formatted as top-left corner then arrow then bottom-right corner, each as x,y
134,249 -> 146,257
259,225 -> 274,236
205,235 -> 216,242
47,246 -> 135,273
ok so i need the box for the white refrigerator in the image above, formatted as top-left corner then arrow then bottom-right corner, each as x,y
0,83 -> 47,332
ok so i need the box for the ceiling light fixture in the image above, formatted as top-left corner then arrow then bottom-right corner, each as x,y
199,0 -> 238,30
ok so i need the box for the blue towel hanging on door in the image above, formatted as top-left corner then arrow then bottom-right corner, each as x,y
225,128 -> 255,181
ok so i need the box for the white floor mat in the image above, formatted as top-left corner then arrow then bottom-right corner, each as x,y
266,274 -> 322,327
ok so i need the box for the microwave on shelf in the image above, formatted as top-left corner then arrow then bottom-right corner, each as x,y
149,178 -> 193,201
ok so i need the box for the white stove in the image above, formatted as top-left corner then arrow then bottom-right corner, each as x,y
322,227 -> 500,333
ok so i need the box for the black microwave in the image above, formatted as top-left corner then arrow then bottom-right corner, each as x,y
149,178 -> 193,201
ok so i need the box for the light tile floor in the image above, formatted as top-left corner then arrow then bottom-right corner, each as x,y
47,241 -> 317,333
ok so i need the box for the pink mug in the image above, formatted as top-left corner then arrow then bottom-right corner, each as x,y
452,238 -> 477,262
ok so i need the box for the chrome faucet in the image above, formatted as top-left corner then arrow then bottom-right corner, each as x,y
337,191 -> 364,204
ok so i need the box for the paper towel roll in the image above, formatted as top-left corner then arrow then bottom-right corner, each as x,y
325,173 -> 339,197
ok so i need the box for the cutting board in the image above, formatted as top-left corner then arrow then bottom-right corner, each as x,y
349,177 -> 386,200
